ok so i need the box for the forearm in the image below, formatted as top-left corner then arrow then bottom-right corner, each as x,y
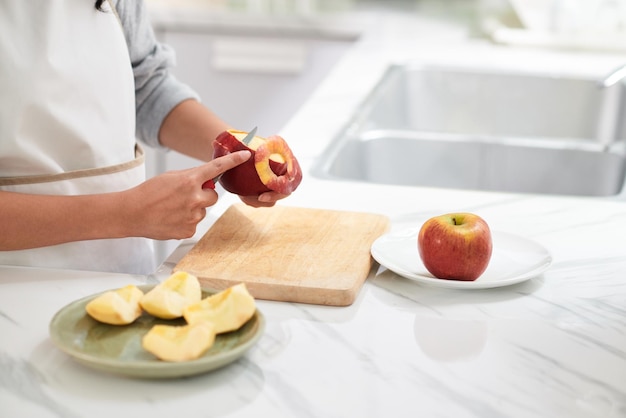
0,146 -> 254,251
158,99 -> 231,162
0,190 -> 130,250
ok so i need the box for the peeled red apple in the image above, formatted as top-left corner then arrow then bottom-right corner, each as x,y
210,129 -> 302,196
140,271 -> 202,319
142,321 -> 216,362
85,284 -> 144,325
417,213 -> 493,281
183,283 -> 256,334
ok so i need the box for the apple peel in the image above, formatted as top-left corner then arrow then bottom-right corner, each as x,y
212,129 -> 302,196
254,136 -> 302,194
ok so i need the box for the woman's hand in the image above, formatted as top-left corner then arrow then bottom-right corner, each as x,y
124,150 -> 251,240
238,191 -> 290,208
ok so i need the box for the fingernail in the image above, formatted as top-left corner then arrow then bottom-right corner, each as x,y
258,194 -> 272,203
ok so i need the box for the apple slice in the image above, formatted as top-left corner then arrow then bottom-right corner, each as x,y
211,129 -> 302,196
139,271 -> 202,319
142,321 -> 216,362
183,283 -> 256,334
85,284 -> 144,325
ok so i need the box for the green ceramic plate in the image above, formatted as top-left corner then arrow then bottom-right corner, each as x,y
49,284 -> 265,379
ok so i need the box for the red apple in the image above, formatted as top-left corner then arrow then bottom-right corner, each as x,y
207,129 -> 302,196
417,213 -> 492,281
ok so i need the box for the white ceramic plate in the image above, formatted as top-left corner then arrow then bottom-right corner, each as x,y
371,227 -> 552,289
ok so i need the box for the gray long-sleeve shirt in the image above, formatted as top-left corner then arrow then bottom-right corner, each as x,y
111,0 -> 199,149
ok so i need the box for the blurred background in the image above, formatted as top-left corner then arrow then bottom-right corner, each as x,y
143,0 -> 626,263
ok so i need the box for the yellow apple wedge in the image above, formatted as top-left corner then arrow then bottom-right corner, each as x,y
183,283 -> 256,334
140,271 -> 202,319
85,284 -> 144,325
142,321 -> 216,362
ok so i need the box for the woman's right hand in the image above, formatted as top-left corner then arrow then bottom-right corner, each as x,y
123,150 -> 251,240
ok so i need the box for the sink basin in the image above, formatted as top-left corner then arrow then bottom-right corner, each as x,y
312,63 -> 626,197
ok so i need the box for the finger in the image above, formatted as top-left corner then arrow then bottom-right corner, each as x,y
198,186 -> 219,208
205,150 -> 251,181
239,192 -> 288,208
239,195 -> 276,208
200,150 -> 250,189
192,207 -> 207,223
257,191 -> 289,203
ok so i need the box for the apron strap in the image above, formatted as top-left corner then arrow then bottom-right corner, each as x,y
0,144 -> 145,186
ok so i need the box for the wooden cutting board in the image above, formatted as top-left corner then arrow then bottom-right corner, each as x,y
174,204 -> 390,306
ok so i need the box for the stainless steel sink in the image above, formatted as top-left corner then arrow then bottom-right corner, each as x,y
312,63 -> 626,197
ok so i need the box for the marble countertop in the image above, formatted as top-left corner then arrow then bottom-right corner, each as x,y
2,3 -> 626,418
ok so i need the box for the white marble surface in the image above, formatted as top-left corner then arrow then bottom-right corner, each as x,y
2,3 -> 626,418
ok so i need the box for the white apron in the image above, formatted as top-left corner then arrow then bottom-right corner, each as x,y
0,0 -> 155,274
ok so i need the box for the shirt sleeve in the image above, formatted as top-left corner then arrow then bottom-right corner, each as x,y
111,0 -> 200,149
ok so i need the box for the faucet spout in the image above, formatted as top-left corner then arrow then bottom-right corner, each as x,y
598,64 -> 626,89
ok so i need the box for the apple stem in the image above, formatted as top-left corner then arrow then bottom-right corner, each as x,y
452,217 -> 458,225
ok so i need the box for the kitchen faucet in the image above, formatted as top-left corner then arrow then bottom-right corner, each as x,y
598,63 -> 626,88
595,62 -> 626,151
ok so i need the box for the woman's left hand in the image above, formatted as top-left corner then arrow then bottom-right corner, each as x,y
239,192 -> 289,208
